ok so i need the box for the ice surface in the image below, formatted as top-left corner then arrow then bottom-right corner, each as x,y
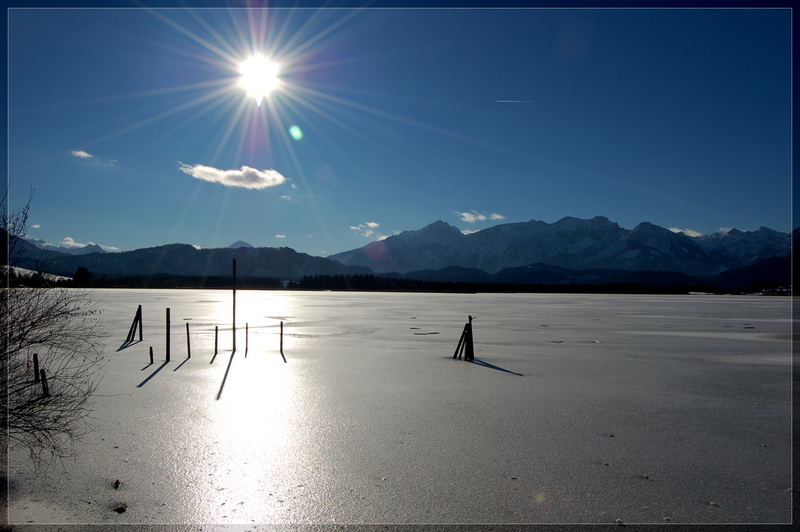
7,290 -> 793,525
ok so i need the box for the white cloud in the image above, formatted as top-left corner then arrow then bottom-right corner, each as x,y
461,229 -> 479,235
376,234 -> 390,241
455,210 -> 487,223
350,222 -> 381,238
31,224 -> 41,229
291,183 -> 298,189
489,213 -> 505,220
178,162 -> 287,190
718,227 -> 733,233
71,149 -> 116,166
192,244 -> 202,250
51,236 -> 120,251
275,234 -> 286,239
60,236 -> 87,248
279,195 -> 292,200
667,227 -> 703,237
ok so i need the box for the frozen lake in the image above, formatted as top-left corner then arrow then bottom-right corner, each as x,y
7,289 -> 793,525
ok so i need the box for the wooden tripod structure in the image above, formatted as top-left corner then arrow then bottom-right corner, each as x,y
453,315 -> 475,361
124,305 -> 143,343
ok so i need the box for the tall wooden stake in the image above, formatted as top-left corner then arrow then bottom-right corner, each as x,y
280,321 -> 284,354
165,307 -> 171,362
186,322 -> 191,358
215,325 -> 218,355
232,258 -> 237,352
149,346 -> 154,364
245,323 -> 248,356
138,304 -> 143,341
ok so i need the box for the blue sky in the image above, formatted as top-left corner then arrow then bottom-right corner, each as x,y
8,7 -> 791,254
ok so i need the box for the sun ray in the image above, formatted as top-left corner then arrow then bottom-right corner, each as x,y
185,7 -> 244,61
209,98 -> 253,166
266,99 -> 334,247
151,91 -> 243,149
80,85 -> 233,149
144,6 -> 241,65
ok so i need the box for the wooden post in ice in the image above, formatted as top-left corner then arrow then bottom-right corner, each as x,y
465,315 -> 475,362
280,321 -> 286,363
165,308 -> 171,362
214,325 -> 218,355
137,304 -> 143,341
186,322 -> 191,358
33,353 -> 40,383
232,258 -> 237,352
40,369 -> 50,397
149,346 -> 154,364
245,323 -> 248,356
453,315 -> 475,361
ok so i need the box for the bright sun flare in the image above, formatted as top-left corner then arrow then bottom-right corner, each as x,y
238,54 -> 280,106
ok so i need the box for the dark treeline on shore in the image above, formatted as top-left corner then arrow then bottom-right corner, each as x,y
7,267 -> 282,290
291,274 -> 730,295
7,268 -> 790,295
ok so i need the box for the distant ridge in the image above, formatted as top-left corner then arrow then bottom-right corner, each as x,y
329,216 -> 790,276
8,235 -> 369,280
229,240 -> 254,248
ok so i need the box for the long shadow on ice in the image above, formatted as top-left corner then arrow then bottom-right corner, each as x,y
137,360 -> 170,387
470,357 -> 524,376
172,358 -> 190,372
116,339 -> 141,352
215,350 -> 236,400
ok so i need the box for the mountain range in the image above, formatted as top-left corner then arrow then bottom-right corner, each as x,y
4,216 -> 793,289
328,217 -> 791,276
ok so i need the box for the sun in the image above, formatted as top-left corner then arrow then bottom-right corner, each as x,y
237,54 -> 281,106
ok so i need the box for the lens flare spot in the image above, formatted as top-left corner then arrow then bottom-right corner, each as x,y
533,491 -> 549,510
289,125 -> 303,141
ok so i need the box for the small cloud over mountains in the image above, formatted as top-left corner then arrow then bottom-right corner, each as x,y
275,234 -> 286,239
179,163 -> 287,190
31,224 -> 41,229
455,210 -> 505,223
668,227 -> 703,237
71,149 -> 117,166
37,236 -> 120,252
350,222 -> 382,238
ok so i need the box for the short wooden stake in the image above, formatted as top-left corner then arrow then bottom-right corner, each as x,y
40,369 -> 50,397
33,353 -> 40,383
214,325 -> 218,355
149,346 -> 154,364
165,308 -> 171,362
186,322 -> 191,358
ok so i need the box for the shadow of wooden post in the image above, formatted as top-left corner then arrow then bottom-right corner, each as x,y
40,369 -> 50,397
